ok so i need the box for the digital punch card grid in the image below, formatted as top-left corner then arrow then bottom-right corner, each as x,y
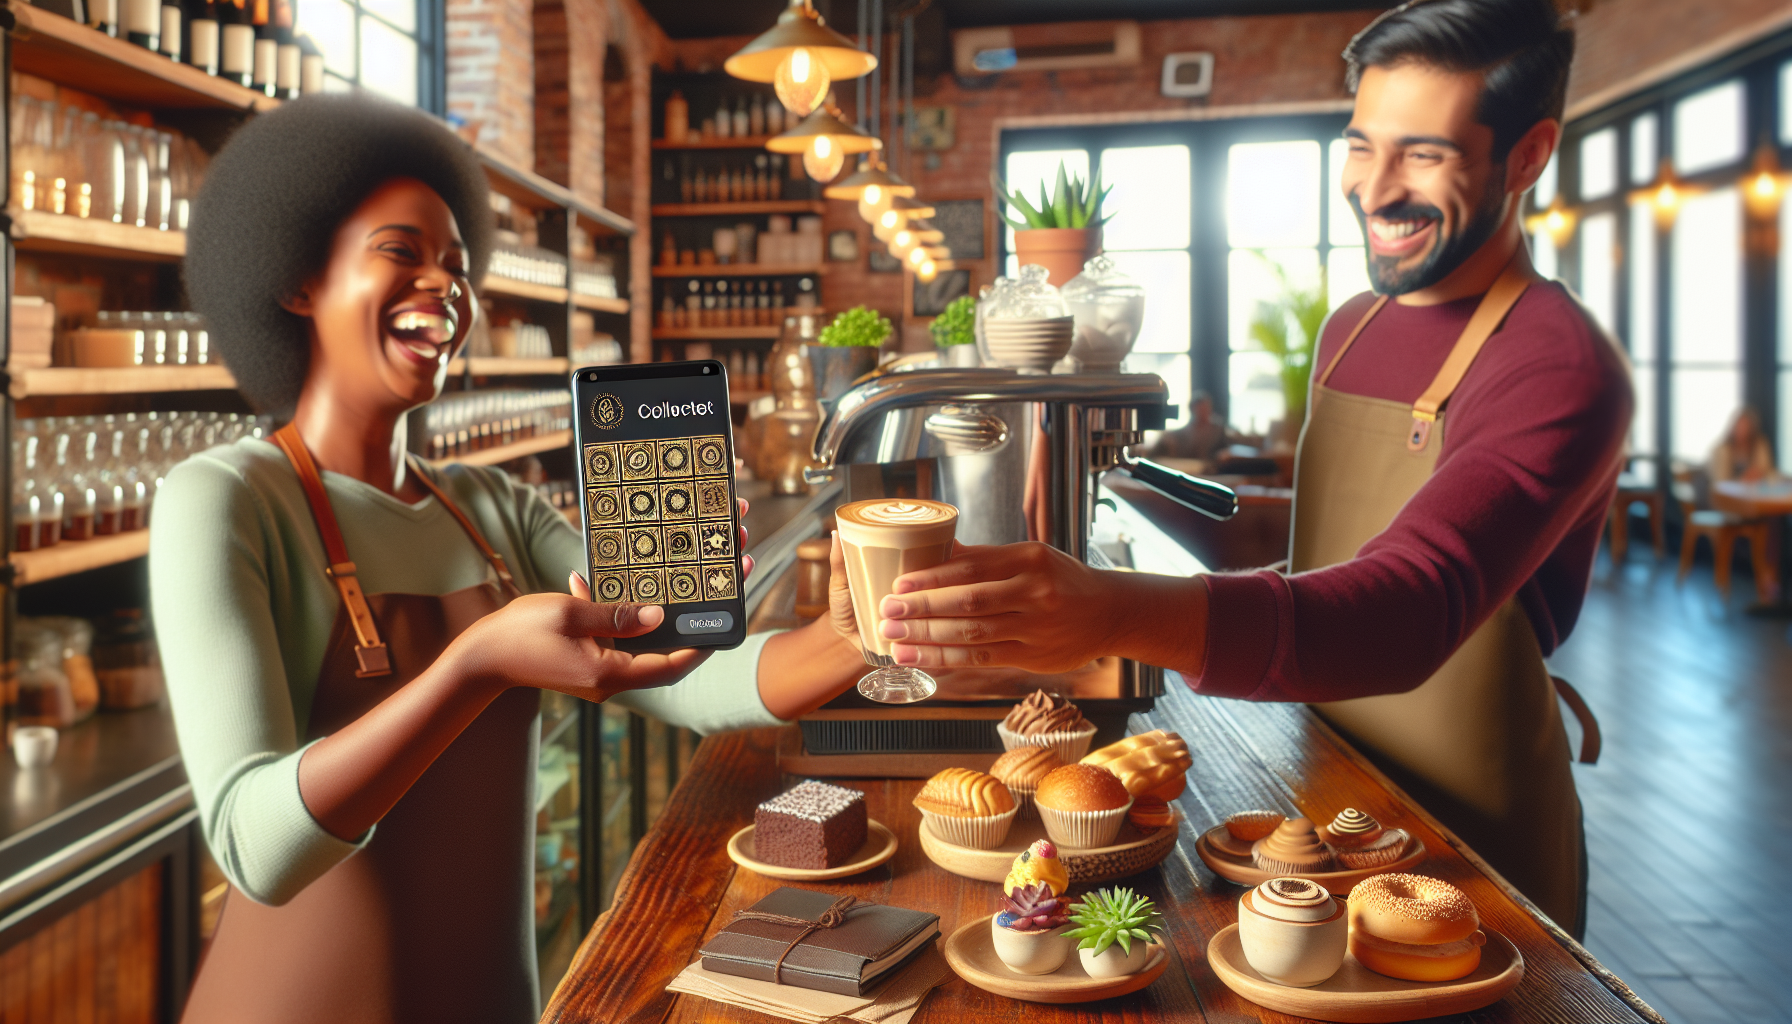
584,435 -> 736,605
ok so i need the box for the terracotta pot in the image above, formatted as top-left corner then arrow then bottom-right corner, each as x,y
1014,228 -> 1098,287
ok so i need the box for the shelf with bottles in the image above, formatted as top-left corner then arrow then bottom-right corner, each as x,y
650,326 -> 782,341
420,388 -> 572,464
445,357 -> 570,377
8,0 -> 285,114
655,210 -> 825,272
482,277 -> 570,304
9,301 -> 233,396
654,273 -> 818,333
8,366 -> 238,399
650,264 -> 824,278
654,147 -> 814,208
477,151 -> 632,240
653,77 -> 789,149
650,136 -> 783,151
649,200 -> 828,218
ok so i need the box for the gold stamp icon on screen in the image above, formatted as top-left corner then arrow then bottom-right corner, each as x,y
657,439 -> 694,478
696,479 -> 730,518
621,442 -> 656,481
703,564 -> 738,600
584,443 -> 618,484
627,527 -> 662,564
663,523 -> 698,563
591,529 -> 625,567
660,482 -> 695,521
698,521 -> 733,560
666,567 -> 700,603
624,486 -> 659,522
592,570 -> 627,603
628,568 -> 665,603
693,436 -> 727,477
587,487 -> 622,526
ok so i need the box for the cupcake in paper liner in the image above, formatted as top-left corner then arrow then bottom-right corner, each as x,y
998,690 -> 1098,763
914,767 -> 1020,849
989,746 -> 1064,819
1033,764 -> 1133,849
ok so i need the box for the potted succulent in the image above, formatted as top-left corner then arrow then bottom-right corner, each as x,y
1064,886 -> 1165,978
991,881 -> 1073,975
998,162 -> 1112,286
930,294 -> 978,367
807,305 -> 890,412
1246,256 -> 1330,448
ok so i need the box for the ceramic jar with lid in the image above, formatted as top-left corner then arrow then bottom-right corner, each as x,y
1061,255 -> 1146,373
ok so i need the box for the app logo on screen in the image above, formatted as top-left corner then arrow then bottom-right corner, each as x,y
591,393 -> 625,430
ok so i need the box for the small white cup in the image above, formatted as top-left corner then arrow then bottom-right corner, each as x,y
13,726 -> 59,769
1237,880 -> 1347,987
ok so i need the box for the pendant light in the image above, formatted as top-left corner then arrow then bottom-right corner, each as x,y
825,157 -> 915,203
766,105 -> 880,183
725,0 -> 876,118
871,195 -> 936,238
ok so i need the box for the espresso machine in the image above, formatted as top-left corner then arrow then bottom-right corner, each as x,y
783,366 -> 1238,777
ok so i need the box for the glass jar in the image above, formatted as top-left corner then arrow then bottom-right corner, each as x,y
1061,255 -> 1147,373
14,619 -> 77,728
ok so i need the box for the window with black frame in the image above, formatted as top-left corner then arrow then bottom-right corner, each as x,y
1542,35 -> 1791,471
296,0 -> 444,111
1000,113 -> 1354,437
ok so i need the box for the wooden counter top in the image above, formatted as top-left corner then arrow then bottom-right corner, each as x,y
542,682 -> 1664,1024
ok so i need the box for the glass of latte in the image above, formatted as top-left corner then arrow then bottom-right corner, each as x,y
834,498 -> 960,703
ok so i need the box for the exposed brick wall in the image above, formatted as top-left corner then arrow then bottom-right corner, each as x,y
535,0 -> 609,202
1565,0 -> 1792,118
447,0 -> 536,170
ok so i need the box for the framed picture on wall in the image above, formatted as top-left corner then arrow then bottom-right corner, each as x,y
927,198 -> 986,261
828,230 -> 859,261
869,249 -> 903,274
910,269 -> 973,318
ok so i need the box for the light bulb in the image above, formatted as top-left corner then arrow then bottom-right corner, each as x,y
863,184 -> 884,207
906,246 -> 928,268
1543,209 -> 1566,236
873,219 -> 900,242
878,209 -> 903,231
1655,182 -> 1678,210
1753,171 -> 1780,200
802,135 -> 845,181
774,47 -> 830,118
890,228 -> 915,252
917,259 -> 938,282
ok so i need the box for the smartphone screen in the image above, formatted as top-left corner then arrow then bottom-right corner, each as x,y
572,360 -> 746,653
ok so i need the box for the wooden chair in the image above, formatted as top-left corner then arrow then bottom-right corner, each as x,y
1674,467 -> 1776,602
1607,463 -> 1665,561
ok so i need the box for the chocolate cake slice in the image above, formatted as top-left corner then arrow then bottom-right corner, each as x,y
754,781 -> 869,869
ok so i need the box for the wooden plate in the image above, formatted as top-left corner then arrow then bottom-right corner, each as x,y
726,820 -> 898,881
1195,827 -> 1428,892
943,913 -> 1170,1003
1207,923 -> 1524,1023
919,812 -> 1179,887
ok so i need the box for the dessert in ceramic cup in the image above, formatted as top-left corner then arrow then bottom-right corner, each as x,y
991,882 -> 1073,975
1065,887 -> 1164,978
1236,878 -> 1347,987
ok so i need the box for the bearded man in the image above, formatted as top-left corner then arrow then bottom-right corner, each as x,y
868,0 -> 1632,937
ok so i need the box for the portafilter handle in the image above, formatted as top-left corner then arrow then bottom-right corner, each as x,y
1117,457 -> 1239,521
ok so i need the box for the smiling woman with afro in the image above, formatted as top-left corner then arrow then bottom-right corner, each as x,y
156,94 -> 869,1023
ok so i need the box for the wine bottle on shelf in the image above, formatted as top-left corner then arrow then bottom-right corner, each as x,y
749,94 -> 765,137
272,0 -> 300,100
765,97 -> 784,135
89,0 -> 120,38
219,0 -> 255,89
251,0 -> 278,97
732,97 -> 749,139
665,91 -> 689,144
298,32 -> 325,93
124,0 -> 160,51
714,96 -> 731,139
159,0 -> 183,60
186,0 -> 220,76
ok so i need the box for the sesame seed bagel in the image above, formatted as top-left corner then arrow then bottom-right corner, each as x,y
1347,873 -> 1479,946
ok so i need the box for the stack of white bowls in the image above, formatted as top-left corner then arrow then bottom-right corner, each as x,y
983,315 -> 1075,372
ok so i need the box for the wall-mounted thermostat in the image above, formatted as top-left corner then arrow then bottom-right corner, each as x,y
1161,52 -> 1215,98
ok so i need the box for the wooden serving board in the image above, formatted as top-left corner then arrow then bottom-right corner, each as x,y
943,914 -> 1170,1004
725,820 -> 899,881
1207,923 -> 1525,1022
920,812 -> 1179,887
1195,827 -> 1428,892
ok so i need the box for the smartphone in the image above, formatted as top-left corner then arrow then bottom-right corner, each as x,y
572,360 -> 746,653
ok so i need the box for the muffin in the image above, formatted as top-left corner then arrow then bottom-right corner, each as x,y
1251,817 -> 1336,875
914,767 -> 1018,848
990,746 -> 1062,817
997,690 -> 1099,763
1033,763 -> 1132,849
1322,809 -> 1410,869
1209,810 -> 1285,857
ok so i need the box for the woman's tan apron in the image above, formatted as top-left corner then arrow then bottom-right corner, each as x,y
1289,263 -> 1584,931
180,425 -> 541,1024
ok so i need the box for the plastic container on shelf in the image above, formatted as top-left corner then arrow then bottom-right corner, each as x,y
14,619 -> 78,729
1062,255 -> 1147,373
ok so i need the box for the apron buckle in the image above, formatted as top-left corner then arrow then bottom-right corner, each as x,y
1407,416 -> 1433,453
354,642 -> 392,678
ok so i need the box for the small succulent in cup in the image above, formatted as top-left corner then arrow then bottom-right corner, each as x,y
996,882 -> 1070,933
818,305 -> 892,348
1064,886 -> 1165,956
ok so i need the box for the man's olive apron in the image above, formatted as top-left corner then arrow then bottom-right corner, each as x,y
1289,262 -> 1584,930
181,424 -> 540,1023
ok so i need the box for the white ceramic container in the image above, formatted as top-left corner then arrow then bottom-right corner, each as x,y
1077,940 -> 1153,978
1236,880 -> 1347,987
990,919 -> 1073,975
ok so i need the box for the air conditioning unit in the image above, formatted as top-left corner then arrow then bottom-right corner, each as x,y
953,21 -> 1142,76
1161,52 -> 1215,98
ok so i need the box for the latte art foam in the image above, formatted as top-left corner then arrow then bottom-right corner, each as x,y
837,499 -> 957,527
1254,878 -> 1335,922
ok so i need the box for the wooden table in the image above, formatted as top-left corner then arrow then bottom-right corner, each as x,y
1712,478 -> 1792,518
542,683 -> 1664,1024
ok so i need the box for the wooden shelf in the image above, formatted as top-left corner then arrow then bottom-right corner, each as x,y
11,531 -> 150,586
651,263 -> 824,278
651,136 -> 779,150
10,3 -> 277,112
476,152 -> 633,237
445,357 -> 570,377
433,429 -> 573,467
650,201 -> 827,217
573,294 -> 629,313
652,327 -> 783,341
730,389 -> 769,406
9,365 -> 237,399
9,209 -> 185,262
483,276 -> 570,304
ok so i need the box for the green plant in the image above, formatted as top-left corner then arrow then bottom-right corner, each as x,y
930,295 -> 977,347
1063,887 -> 1164,956
1246,255 -> 1331,433
996,882 -> 1070,933
996,160 -> 1111,231
818,306 -> 892,348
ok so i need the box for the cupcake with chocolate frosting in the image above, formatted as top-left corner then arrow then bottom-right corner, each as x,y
997,690 -> 1100,763
1322,808 -> 1410,869
1251,817 -> 1336,875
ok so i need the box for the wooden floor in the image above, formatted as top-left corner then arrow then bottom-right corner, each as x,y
1548,548 -> 1792,1024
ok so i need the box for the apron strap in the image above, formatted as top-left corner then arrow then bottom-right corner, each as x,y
1551,675 -> 1602,765
273,424 -> 392,678
1406,260 -> 1538,451
1316,293 -> 1390,390
403,458 -> 520,597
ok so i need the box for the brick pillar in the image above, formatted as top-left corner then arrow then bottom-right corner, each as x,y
447,0 -> 535,171
534,0 -> 607,201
